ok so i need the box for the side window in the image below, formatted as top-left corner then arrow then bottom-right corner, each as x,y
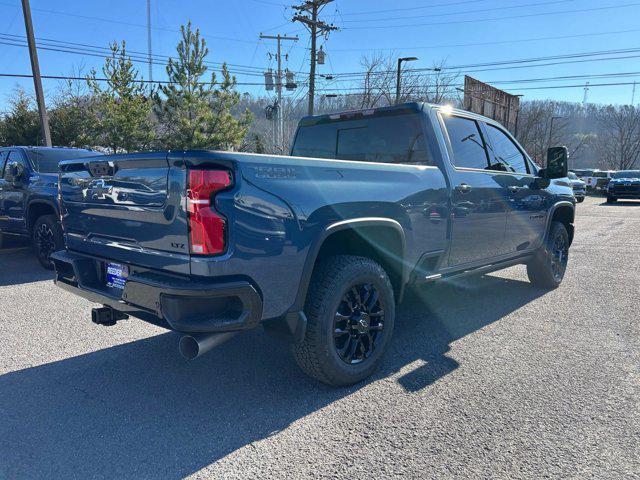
442,115 -> 489,170
484,124 -> 529,174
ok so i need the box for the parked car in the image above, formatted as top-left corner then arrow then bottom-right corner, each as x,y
589,170 -> 615,193
51,103 -> 575,386
607,170 -> 640,203
567,171 -> 586,202
0,146 -> 103,267
573,168 -> 594,185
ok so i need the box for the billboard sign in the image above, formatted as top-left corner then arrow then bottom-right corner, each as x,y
463,76 -> 520,133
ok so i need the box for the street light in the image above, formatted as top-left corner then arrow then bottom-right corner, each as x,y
396,56 -> 418,105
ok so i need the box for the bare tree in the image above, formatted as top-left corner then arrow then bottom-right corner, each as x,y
595,105 -> 640,170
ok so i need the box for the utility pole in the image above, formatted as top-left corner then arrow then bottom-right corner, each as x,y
582,81 -> 590,106
147,0 -> 153,90
260,33 -> 298,152
21,0 -> 51,147
632,81 -> 637,106
292,0 -> 338,116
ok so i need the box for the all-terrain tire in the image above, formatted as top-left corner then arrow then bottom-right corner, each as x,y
292,255 -> 395,386
527,221 -> 569,289
31,214 -> 63,270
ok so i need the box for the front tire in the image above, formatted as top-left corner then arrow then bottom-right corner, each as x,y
527,221 -> 569,289
31,214 -> 63,270
292,255 -> 395,386
576,197 -> 585,203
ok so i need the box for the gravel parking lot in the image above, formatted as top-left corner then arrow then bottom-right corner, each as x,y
1,195 -> 638,479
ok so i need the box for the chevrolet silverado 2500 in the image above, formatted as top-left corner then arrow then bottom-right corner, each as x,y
52,103 -> 575,386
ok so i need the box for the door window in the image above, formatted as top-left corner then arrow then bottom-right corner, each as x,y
442,115 -> 489,170
484,124 -> 529,174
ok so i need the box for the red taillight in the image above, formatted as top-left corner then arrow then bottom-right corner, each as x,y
187,169 -> 232,255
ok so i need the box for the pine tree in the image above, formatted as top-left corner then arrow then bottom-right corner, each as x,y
0,88 -> 41,146
154,22 -> 251,150
50,79 -> 94,148
87,41 -> 154,153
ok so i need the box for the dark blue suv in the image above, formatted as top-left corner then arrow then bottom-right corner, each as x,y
0,146 -> 102,268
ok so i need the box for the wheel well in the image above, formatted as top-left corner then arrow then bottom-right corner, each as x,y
313,226 -> 405,302
28,202 -> 56,231
551,205 -> 575,245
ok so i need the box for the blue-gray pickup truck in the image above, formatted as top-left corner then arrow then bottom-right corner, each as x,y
52,103 -> 575,386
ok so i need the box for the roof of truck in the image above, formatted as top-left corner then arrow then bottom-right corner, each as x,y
297,102 -> 501,128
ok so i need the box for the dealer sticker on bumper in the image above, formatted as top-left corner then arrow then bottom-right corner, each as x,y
106,262 -> 129,290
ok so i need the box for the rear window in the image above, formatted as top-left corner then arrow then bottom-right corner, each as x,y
292,113 -> 435,166
26,149 -> 102,173
593,171 -> 609,178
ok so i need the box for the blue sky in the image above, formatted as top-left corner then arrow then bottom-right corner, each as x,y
1,0 -> 640,110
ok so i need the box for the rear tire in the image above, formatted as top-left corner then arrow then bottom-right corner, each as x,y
31,214 -> 63,270
292,255 -> 395,386
527,221 -> 569,289
606,195 -> 617,203
576,197 -> 585,203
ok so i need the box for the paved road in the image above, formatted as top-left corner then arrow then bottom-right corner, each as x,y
1,196 -> 638,479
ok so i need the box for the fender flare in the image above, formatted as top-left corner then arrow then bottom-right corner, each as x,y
26,199 -> 59,228
545,201 -> 575,243
289,217 -> 408,315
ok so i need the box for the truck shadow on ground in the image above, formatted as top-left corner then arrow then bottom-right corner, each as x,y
598,200 -> 640,207
0,244 -> 53,286
0,273 -> 546,478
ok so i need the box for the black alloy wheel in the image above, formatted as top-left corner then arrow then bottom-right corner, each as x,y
549,229 -> 569,282
32,214 -> 63,270
333,283 -> 385,365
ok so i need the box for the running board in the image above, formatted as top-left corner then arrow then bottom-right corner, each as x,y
418,255 -> 533,284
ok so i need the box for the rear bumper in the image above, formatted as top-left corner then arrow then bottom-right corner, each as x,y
51,250 -> 263,333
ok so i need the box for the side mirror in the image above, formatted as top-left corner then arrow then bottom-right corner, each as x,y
543,146 -> 569,180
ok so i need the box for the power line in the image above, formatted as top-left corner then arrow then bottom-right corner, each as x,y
0,1 -> 258,45
325,28 -> 640,54
0,34 -> 269,78
319,81 -> 640,95
340,0 -> 578,23
337,0 -> 490,16
0,72 -> 265,87
341,1 -> 640,30
324,46 -> 640,80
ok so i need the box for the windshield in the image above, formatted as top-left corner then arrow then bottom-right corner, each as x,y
26,149 -> 102,173
613,170 -> 640,179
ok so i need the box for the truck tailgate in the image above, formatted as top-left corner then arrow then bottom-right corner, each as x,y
59,152 -> 191,274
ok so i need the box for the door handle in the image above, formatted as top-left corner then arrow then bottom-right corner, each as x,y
455,183 -> 471,194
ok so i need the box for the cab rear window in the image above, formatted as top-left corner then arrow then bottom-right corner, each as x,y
292,113 -> 435,166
